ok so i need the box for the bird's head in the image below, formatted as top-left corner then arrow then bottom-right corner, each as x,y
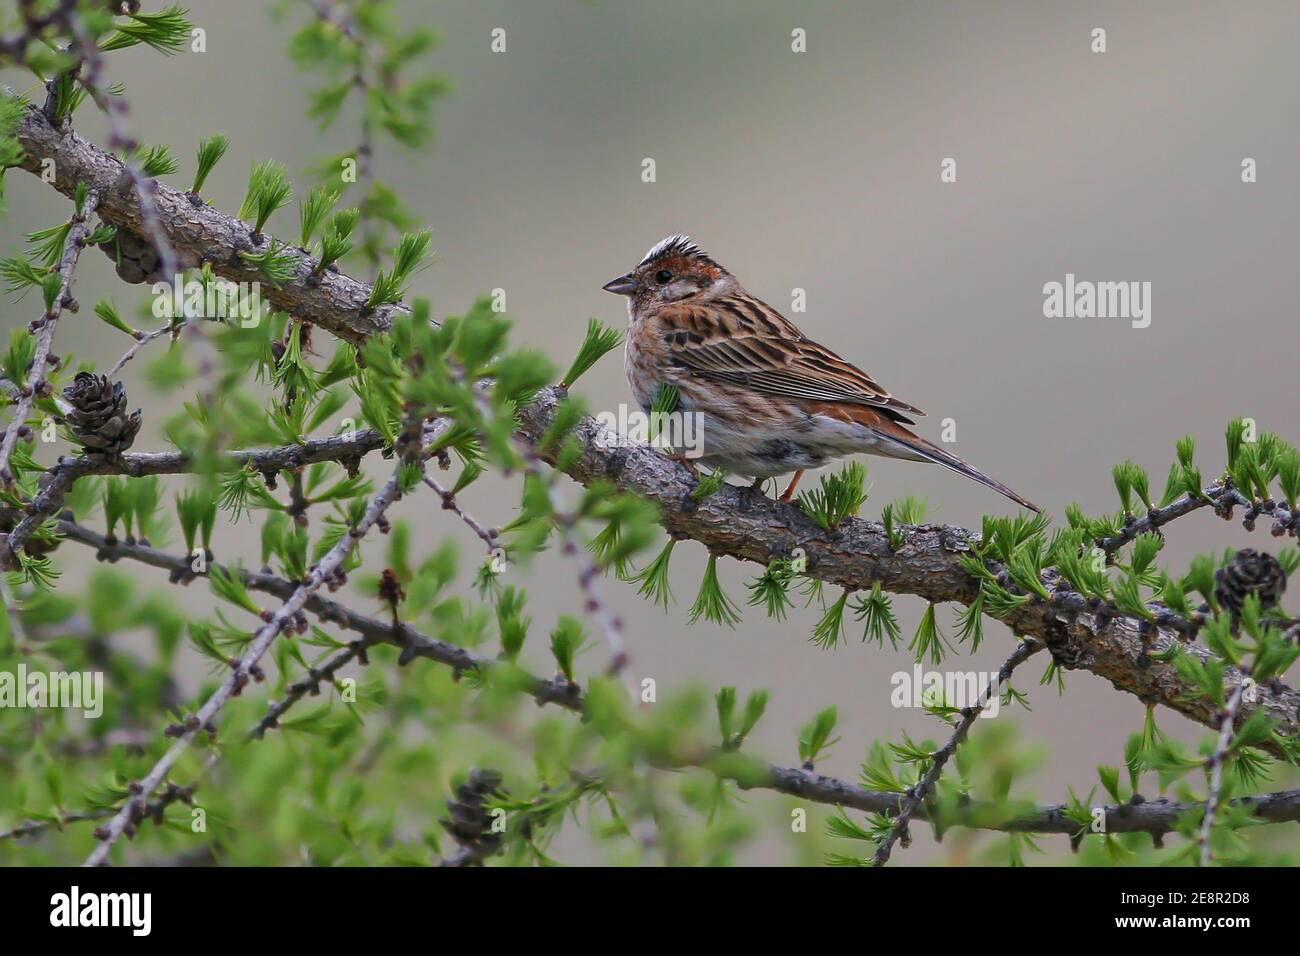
602,235 -> 737,311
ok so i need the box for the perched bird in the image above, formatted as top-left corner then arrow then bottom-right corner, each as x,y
602,235 -> 1038,512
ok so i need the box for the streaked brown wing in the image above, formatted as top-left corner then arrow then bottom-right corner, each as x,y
660,297 -> 925,418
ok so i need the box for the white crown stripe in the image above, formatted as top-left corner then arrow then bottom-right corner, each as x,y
638,234 -> 707,267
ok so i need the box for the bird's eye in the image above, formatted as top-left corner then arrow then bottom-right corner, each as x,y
654,269 -> 673,285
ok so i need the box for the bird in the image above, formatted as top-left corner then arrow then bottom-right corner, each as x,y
601,234 -> 1039,512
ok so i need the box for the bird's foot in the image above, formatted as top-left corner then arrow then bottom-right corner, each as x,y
778,470 -> 805,503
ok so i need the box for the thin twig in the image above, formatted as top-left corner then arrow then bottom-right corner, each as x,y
249,640 -> 369,739
872,638 -> 1043,866
422,473 -> 499,554
1199,674 -> 1248,867
0,190 -> 99,486
105,322 -> 175,378
82,457 -> 412,865
2,428 -> 385,563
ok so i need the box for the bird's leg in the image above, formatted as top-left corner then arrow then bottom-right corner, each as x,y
778,470 -> 805,502
750,476 -> 766,493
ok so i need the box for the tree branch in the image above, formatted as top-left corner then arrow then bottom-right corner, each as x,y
3,428 -> 385,562
512,389 -> 1300,754
82,454 -> 411,865
872,638 -> 1043,866
31,514 -> 1300,847
12,99 -> 404,345
11,97 -> 1298,753
0,189 -> 98,486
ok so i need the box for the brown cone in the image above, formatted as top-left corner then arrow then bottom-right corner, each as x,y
1214,548 -> 1287,616
63,372 -> 142,455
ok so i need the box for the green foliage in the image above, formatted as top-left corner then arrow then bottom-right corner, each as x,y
561,319 -> 621,388
93,300 -> 136,337
131,143 -> 179,178
549,616 -> 585,682
810,589 -> 850,649
239,160 -> 294,235
746,557 -> 796,620
191,134 -> 230,194
688,554 -> 742,628
0,93 -> 27,211
716,687 -> 768,750
101,5 -> 193,55
239,239 -> 298,288
208,565 -> 262,617
908,602 -> 950,664
881,495 -> 925,550
631,538 -> 676,609
1112,460 -> 1151,513
689,467 -> 726,501
316,207 -> 359,272
798,706 -> 840,767
798,461 -> 867,531
852,584 -> 901,648
367,230 -> 431,307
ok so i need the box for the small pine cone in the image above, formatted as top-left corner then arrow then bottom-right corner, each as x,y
1214,548 -> 1287,616
439,769 -> 505,860
63,372 -> 142,456
98,228 -> 162,284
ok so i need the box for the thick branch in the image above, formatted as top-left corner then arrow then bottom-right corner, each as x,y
513,389 -> 1300,754
12,101 -> 403,344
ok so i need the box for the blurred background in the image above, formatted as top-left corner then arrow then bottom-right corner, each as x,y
3,0 -> 1299,864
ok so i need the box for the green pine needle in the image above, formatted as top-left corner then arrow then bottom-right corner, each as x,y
549,615 -> 585,682
1,255 -> 49,297
798,461 -> 868,531
810,589 -> 851,649
132,143 -> 179,178
191,134 -> 230,194
208,565 -> 263,617
299,185 -> 340,248
368,230 -> 432,307
798,705 -> 840,765
316,208 -> 359,272
852,583 -> 901,648
631,537 -> 676,609
953,589 -> 985,649
239,160 -> 293,235
25,222 -> 70,269
688,553 -> 742,628
1225,418 -> 1249,471
746,557 -> 797,620
690,467 -> 726,501
561,319 -> 622,388
908,602 -> 951,664
101,5 -> 194,56
239,239 -> 298,288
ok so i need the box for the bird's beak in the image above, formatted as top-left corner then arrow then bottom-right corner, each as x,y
602,273 -> 636,296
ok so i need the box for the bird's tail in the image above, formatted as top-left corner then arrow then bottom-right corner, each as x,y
872,418 -> 1040,513
810,402 -> 1041,513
